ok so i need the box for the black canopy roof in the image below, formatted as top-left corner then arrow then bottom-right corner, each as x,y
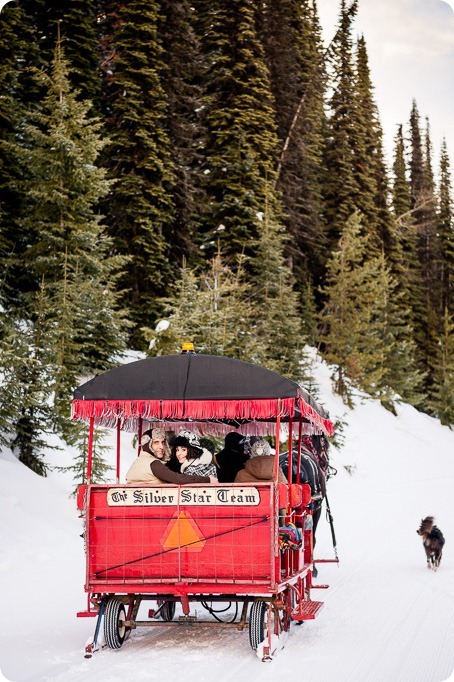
76,354 -> 309,403
73,354 -> 332,433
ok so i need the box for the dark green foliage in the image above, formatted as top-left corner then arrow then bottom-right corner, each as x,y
99,0 -> 175,347
158,0 -> 206,266
408,105 -> 441,389
194,0 -> 281,261
144,254 -> 266,362
429,309 -> 454,427
319,212 -> 424,404
1,44 -> 128,472
323,0 -> 359,246
60,428 -> 113,491
248,199 -> 308,381
262,0 -> 328,289
438,139 -> 454,316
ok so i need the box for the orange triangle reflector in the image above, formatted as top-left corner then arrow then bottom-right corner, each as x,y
161,511 -> 206,553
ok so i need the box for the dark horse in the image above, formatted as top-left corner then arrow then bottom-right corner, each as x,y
416,516 -> 445,571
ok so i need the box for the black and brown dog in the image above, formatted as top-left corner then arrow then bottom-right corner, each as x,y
416,516 -> 445,571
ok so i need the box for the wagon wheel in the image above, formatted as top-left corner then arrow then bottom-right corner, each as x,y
104,598 -> 127,650
160,600 -> 176,621
249,600 -> 268,651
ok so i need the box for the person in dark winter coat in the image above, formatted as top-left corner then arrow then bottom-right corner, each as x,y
214,431 -> 249,482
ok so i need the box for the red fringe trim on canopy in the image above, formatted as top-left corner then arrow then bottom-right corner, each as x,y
71,397 -> 296,423
297,396 -> 334,436
71,397 -> 333,436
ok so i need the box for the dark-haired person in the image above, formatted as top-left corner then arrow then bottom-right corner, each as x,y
214,431 -> 249,482
168,432 -> 217,480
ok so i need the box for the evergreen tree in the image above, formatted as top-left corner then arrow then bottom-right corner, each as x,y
353,36 -> 395,258
318,212 -> 423,404
438,139 -> 454,316
193,0 -> 281,262
323,0 -> 359,246
158,0 -> 206,266
3,43 -> 128,467
60,428 -> 113,491
262,0 -> 328,289
0,1 -> 43,307
391,124 -> 424,326
408,105 -> 440,388
248,197 -> 308,381
144,254 -> 266,362
0,282 -> 56,475
99,0 -> 175,347
429,309 -> 454,427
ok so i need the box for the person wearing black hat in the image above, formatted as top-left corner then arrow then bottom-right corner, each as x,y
168,431 -> 217,479
214,432 -> 249,483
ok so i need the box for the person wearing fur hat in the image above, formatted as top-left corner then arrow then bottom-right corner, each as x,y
167,432 -> 218,480
126,428 -> 215,485
234,438 -> 286,484
214,431 -> 249,483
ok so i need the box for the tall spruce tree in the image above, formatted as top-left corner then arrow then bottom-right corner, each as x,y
429,309 -> 454,427
0,1 -> 44,307
99,0 -> 175,347
248,196 -> 308,381
408,104 -> 440,389
0,281 -> 56,475
391,124 -> 424,332
323,0 -> 359,247
319,212 -> 423,404
353,36 -> 395,258
438,139 -> 454,316
193,0 -> 282,262
158,0 -> 206,266
144,254 -> 266,362
3,43 -> 128,468
262,0 -> 328,289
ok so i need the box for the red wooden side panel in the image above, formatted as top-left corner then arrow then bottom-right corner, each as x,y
85,484 -> 276,588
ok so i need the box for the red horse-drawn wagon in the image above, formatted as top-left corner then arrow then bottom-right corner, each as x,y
73,351 -> 334,660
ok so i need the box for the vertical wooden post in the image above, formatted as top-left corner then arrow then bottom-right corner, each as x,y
86,416 -> 94,484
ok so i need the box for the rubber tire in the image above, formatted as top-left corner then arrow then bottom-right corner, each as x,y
161,601 -> 176,621
249,600 -> 267,651
104,598 -> 127,650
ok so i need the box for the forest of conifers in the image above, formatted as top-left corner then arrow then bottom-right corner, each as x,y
0,0 -> 453,478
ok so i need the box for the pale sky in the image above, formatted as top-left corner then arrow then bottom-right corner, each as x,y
317,0 -> 454,173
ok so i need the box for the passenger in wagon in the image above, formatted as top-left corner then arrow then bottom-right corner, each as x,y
214,432 -> 249,482
125,428 -> 216,485
234,439 -> 286,484
167,432 -> 218,480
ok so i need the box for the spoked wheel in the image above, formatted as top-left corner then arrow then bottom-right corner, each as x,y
249,600 -> 268,650
160,600 -> 176,621
104,598 -> 127,650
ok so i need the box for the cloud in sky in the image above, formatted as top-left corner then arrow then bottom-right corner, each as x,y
317,0 -> 454,167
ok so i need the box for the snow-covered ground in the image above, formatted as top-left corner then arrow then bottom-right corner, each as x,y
1,353 -> 454,682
